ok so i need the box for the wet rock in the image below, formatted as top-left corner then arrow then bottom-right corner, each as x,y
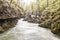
0,18 -> 18,33
24,12 -> 40,23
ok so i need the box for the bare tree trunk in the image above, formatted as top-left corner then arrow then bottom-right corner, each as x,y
37,0 -> 41,16
47,0 -> 48,7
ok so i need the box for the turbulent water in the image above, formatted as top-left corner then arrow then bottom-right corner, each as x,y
0,19 -> 60,40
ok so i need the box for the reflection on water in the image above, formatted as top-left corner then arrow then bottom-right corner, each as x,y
0,19 -> 60,40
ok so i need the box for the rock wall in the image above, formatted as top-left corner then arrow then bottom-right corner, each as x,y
39,1 -> 60,36
0,0 -> 22,33
23,0 -> 60,36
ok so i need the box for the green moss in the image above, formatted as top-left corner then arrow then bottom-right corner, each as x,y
0,18 -> 18,33
39,0 -> 60,36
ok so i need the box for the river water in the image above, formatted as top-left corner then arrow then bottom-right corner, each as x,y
0,19 -> 60,40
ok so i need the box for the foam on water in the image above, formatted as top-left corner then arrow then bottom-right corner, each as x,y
0,19 -> 60,40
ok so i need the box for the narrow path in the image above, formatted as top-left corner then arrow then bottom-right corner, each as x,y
0,19 -> 60,40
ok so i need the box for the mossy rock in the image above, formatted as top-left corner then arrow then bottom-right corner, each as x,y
0,0 -> 21,19
39,0 -> 60,36
0,18 -> 18,33
39,19 -> 51,28
51,22 -> 60,36
0,0 -> 21,33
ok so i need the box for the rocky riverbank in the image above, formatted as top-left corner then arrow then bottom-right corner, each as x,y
0,19 -> 60,40
0,0 -> 60,36
23,0 -> 60,36
39,1 -> 60,36
0,0 -> 22,33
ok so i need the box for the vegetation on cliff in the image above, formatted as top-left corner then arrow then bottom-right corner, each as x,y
0,0 -> 22,33
39,0 -> 60,35
0,0 -> 60,36
21,0 -> 60,36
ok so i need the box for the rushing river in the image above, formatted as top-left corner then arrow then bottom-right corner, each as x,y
0,19 -> 60,40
